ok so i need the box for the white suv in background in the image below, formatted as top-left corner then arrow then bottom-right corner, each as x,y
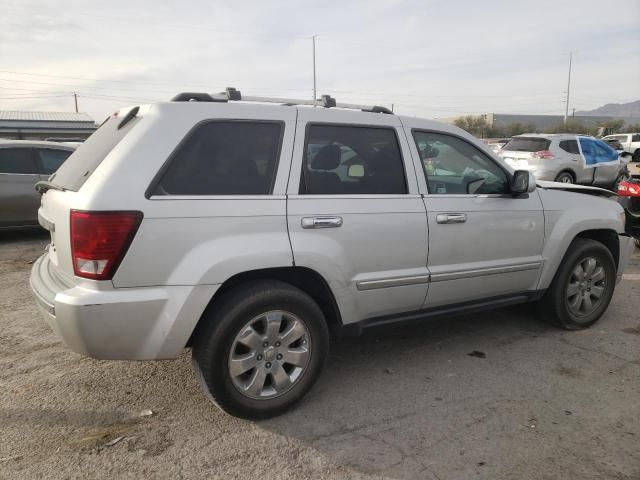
500,134 -> 624,186
602,133 -> 640,161
30,90 -> 634,419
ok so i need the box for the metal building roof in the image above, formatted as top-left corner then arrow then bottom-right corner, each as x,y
0,111 -> 95,123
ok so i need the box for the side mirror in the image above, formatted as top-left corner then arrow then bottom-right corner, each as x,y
511,170 -> 536,195
347,164 -> 365,178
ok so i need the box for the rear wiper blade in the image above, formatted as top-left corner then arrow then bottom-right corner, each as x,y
35,180 -> 66,194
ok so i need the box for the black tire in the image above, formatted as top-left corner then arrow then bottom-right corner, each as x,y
192,280 -> 329,420
633,149 -> 640,162
555,171 -> 575,184
537,238 -> 616,330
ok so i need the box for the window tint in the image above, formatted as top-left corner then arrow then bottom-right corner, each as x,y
632,134 -> 640,142
559,139 -> 580,154
413,131 -> 509,195
0,148 -> 38,174
37,149 -> 72,175
154,121 -> 282,195
301,125 -> 406,194
503,137 -> 551,152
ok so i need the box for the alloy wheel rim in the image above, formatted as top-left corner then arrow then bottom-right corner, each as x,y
228,310 -> 311,400
566,256 -> 606,317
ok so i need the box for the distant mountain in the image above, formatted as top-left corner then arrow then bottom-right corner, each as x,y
575,100 -> 640,117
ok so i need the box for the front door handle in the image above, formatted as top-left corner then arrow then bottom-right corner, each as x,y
436,213 -> 467,224
301,216 -> 343,229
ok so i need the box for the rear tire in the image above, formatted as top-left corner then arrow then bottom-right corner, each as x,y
192,280 -> 329,419
555,171 -> 575,184
633,149 -> 640,162
537,238 -> 616,330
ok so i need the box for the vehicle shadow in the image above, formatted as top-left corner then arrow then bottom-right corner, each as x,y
258,304 -> 556,478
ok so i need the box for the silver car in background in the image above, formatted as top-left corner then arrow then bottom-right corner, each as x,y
499,134 -> 623,186
0,140 -> 75,228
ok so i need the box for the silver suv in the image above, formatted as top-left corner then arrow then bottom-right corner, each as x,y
500,134 -> 623,186
30,91 -> 635,419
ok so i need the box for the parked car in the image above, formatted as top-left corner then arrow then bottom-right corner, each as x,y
616,179 -> 640,247
602,133 -> 640,161
499,134 -> 624,186
30,91 -> 634,419
0,140 -> 75,228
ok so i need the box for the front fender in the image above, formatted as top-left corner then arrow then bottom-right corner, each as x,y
537,189 -> 624,289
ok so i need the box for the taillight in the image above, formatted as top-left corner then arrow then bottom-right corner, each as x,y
70,210 -> 142,280
532,150 -> 554,159
617,181 -> 640,197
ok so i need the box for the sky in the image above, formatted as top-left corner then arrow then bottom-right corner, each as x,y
1,0 -> 639,122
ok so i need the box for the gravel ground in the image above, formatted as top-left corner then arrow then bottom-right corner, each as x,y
1,229 -> 639,479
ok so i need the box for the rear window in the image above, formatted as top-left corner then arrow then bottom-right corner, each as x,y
503,137 -> 551,152
0,148 -> 38,174
50,111 -> 140,191
153,121 -> 282,195
559,139 -> 580,154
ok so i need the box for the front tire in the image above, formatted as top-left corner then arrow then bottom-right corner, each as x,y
192,280 -> 329,419
538,238 -> 616,330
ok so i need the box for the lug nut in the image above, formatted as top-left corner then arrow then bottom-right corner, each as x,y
262,341 -> 268,347
275,341 -> 281,347
257,354 -> 263,360
277,354 -> 283,360
265,362 -> 272,368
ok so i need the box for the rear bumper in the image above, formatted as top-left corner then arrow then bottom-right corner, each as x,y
30,254 -> 218,360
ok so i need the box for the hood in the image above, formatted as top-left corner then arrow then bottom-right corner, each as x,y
536,180 -> 618,198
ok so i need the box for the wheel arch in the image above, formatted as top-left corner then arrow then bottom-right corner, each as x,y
187,266 -> 343,347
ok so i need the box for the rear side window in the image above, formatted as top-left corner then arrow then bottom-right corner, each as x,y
153,121 -> 282,195
50,112 -> 140,191
0,148 -> 38,174
301,125 -> 406,194
37,149 -> 72,175
633,134 -> 640,142
559,139 -> 580,154
503,137 -> 551,152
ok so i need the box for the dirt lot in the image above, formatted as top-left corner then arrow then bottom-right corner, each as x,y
1,229 -> 639,480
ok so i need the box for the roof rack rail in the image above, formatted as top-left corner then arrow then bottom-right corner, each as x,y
171,87 -> 393,114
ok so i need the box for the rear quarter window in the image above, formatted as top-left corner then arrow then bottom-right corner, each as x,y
50,112 -> 140,191
503,137 -> 551,152
152,121 -> 283,195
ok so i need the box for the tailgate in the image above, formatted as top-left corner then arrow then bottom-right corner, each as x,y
38,189 -> 79,281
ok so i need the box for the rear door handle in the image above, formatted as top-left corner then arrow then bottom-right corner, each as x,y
436,213 -> 467,224
301,216 -> 343,229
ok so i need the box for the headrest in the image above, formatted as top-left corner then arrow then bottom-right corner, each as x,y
311,144 -> 341,170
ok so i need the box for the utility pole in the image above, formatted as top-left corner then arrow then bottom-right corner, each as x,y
563,52 -> 572,124
572,107 -> 575,119
311,35 -> 318,101
73,92 -> 78,113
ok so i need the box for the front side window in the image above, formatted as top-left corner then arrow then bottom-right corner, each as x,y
301,125 -> 406,194
0,148 -> 38,174
154,121 -> 282,195
413,131 -> 509,195
579,137 -> 618,165
37,149 -> 73,175
632,134 -> 640,142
